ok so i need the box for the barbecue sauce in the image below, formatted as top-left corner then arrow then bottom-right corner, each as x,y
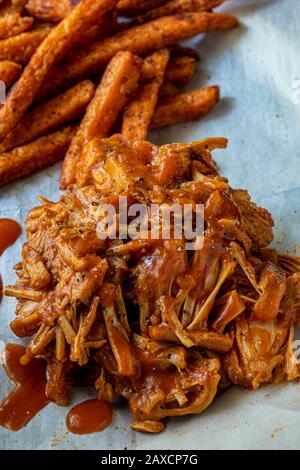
0,344 -> 50,431
66,399 -> 112,435
0,219 -> 22,256
0,218 -> 22,303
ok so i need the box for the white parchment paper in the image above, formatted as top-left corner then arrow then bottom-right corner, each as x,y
1,0 -> 300,450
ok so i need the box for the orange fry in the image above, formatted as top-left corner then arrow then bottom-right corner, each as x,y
134,0 -> 225,24
159,80 -> 179,99
0,60 -> 22,88
61,51 -> 142,189
0,13 -> 34,40
169,44 -> 199,61
0,0 -> 117,142
0,126 -> 76,186
0,28 -> 51,64
122,49 -> 170,141
116,0 -> 169,17
25,0 -> 73,22
165,55 -> 198,86
39,12 -> 238,99
0,80 -> 96,153
151,86 -> 220,129
75,17 -> 127,50
0,0 -> 27,15
12,0 -> 28,5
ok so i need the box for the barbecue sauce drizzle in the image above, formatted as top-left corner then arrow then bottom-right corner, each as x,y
0,221 -> 50,432
0,218 -> 22,256
0,344 -> 113,434
0,218 -> 22,303
0,344 -> 50,431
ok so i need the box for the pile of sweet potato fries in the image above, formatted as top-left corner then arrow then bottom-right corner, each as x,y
2,0 -> 300,434
0,0 -> 238,186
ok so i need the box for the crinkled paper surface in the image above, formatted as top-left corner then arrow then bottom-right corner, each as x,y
1,0 -> 300,450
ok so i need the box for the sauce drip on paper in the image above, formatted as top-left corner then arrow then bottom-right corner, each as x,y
66,399 -> 113,435
0,218 -> 22,303
0,219 -> 22,256
0,344 -> 50,431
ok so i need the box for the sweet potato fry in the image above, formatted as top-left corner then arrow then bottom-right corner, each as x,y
39,12 -> 238,99
12,0 -> 28,6
116,0 -> 169,17
169,44 -> 199,61
0,28 -> 51,64
165,55 -> 198,86
159,80 -> 178,99
134,0 -> 225,24
0,126 -> 76,186
140,49 -> 170,81
76,17 -> 127,50
0,80 -> 95,153
25,0 -> 73,22
0,0 -> 118,142
0,13 -> 34,40
0,0 -> 26,15
151,86 -> 220,129
122,49 -> 170,141
0,60 -> 22,88
61,51 -> 142,189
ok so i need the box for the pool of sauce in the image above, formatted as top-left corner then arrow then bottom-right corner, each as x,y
0,345 -> 113,435
0,344 -> 50,431
66,399 -> 113,435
